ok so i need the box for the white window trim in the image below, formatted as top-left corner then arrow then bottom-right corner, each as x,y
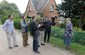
50,5 -> 54,12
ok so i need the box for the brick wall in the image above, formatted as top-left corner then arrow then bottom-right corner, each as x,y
24,0 -> 38,18
42,0 -> 59,18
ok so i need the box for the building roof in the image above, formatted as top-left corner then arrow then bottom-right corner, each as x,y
31,0 -> 49,13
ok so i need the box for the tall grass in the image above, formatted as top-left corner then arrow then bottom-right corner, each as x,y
50,37 -> 85,55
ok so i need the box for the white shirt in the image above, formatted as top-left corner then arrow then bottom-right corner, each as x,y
2,19 -> 14,33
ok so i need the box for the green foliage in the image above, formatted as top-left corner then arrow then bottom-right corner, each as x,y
71,18 -> 80,27
51,26 -> 85,45
0,0 -> 20,17
72,27 -> 85,45
73,31 -> 85,45
51,26 -> 64,39
0,0 -> 21,29
1,16 -> 7,24
0,20 -> 2,24
50,37 -> 85,55
14,18 -> 21,29
73,27 -> 83,32
60,23 -> 66,29
1,16 -> 21,29
60,0 -> 85,18
59,0 -> 85,27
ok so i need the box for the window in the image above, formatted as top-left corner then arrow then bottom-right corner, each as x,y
50,5 -> 54,12
29,6 -> 31,12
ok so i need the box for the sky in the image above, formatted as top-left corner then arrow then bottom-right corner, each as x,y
0,0 -> 62,13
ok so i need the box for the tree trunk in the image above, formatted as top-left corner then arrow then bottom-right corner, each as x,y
79,14 -> 84,28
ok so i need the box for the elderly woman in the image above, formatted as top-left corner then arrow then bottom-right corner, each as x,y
64,18 -> 73,50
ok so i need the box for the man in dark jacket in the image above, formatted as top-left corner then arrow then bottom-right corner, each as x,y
44,18 -> 53,43
30,16 -> 40,53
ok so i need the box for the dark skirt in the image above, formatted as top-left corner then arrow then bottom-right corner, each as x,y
64,36 -> 71,46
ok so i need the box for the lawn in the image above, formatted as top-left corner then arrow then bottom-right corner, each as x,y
50,37 -> 85,55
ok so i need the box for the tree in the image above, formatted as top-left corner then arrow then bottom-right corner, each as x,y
59,0 -> 85,27
0,0 -> 21,18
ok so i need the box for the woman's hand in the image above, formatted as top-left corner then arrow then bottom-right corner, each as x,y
5,30 -> 9,34
71,33 -> 74,37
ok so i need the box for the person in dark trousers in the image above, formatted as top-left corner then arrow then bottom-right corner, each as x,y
44,18 -> 53,43
30,16 -> 40,53
20,16 -> 29,47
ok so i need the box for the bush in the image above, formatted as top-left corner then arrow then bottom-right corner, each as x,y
14,18 -> 21,29
60,23 -> 66,29
82,24 -> 85,30
1,16 -> 21,29
71,18 -> 80,27
72,28 -> 85,45
1,16 -> 8,24
51,26 -> 64,39
51,26 -> 85,45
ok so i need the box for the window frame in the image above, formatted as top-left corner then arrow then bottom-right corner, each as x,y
50,5 -> 54,12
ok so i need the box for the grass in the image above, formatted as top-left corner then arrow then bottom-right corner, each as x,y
50,37 -> 85,55
0,20 -> 2,25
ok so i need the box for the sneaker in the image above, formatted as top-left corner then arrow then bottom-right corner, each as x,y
34,51 -> 40,53
41,43 -> 45,46
26,44 -> 29,46
23,45 -> 26,47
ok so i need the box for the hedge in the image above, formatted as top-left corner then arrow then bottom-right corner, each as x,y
1,16 -> 21,29
51,26 -> 85,45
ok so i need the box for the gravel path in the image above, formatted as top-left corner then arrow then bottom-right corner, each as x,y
0,25 -> 74,55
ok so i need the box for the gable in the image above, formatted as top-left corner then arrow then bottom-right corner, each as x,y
41,0 -> 59,17
31,0 -> 49,13
24,0 -> 37,18
24,0 -> 59,18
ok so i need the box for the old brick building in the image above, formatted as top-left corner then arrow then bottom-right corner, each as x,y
24,0 -> 59,19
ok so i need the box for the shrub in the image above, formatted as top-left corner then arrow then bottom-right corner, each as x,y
51,26 -> 64,39
72,28 -> 85,45
51,26 -> 85,45
1,16 -> 21,29
60,23 -> 66,29
82,24 -> 85,30
14,18 -> 21,29
1,16 -> 8,24
71,18 -> 80,27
